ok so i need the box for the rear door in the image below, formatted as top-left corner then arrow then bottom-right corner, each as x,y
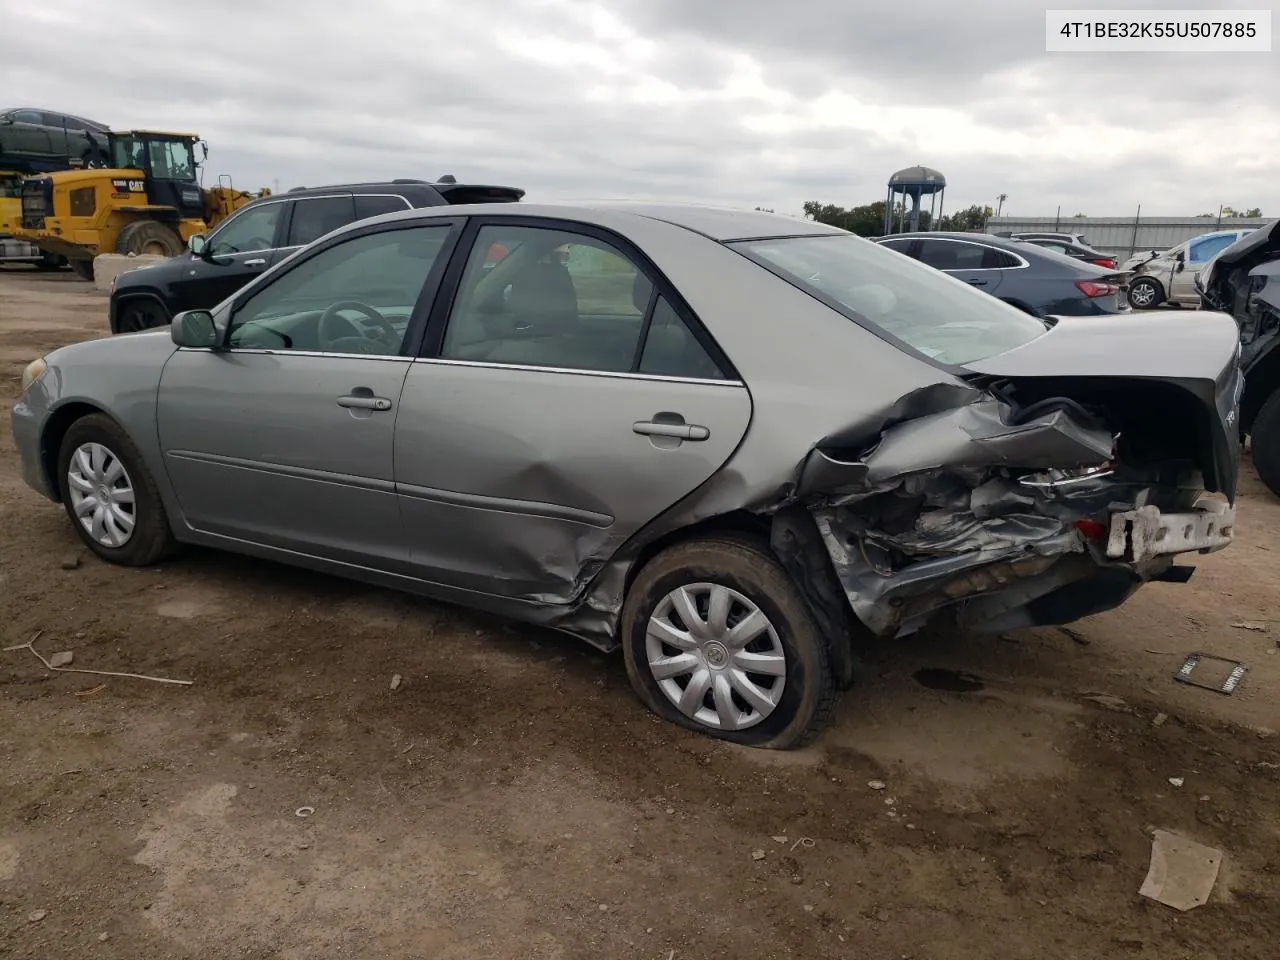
268,193 -> 357,266
392,218 -> 752,602
916,238 -> 1006,295
5,110 -> 51,158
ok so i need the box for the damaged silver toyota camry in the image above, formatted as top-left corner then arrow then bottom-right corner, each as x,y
11,202 -> 1243,748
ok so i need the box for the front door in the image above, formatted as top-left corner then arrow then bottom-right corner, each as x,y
169,199 -> 290,313
394,220 -> 752,602
1172,233 -> 1239,304
157,220 -> 459,567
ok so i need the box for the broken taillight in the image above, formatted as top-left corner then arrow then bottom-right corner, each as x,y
1073,519 -> 1109,541
1075,280 -> 1119,298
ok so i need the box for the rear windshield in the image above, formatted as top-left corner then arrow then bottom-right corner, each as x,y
732,234 -> 1048,365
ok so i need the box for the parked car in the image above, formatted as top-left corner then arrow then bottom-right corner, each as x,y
0,108 -> 111,173
1124,229 -> 1254,310
107,177 -> 526,333
1015,237 -> 1117,269
875,231 -> 1129,317
995,230 -> 1097,248
1196,219 -> 1280,495
13,203 -> 1241,748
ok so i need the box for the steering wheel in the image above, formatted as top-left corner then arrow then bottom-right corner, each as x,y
318,300 -> 397,350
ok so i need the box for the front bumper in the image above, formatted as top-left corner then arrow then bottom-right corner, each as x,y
1106,500 -> 1234,564
10,398 -> 55,500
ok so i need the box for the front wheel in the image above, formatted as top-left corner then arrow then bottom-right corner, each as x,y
1251,390 -> 1280,497
620,535 -> 836,749
1128,276 -> 1164,310
56,414 -> 177,566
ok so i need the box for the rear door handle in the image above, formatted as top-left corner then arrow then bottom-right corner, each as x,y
337,394 -> 392,411
967,279 -> 988,286
633,420 -> 709,441
244,258 -> 267,267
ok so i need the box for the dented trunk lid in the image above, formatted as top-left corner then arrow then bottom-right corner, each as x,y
962,309 -> 1243,499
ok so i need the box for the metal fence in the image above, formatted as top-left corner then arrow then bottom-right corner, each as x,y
984,214 -> 1271,259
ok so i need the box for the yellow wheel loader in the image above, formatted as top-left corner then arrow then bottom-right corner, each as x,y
15,131 -> 268,279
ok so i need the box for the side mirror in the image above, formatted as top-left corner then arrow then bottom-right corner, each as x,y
1174,249 -> 1185,262
170,310 -> 219,349
188,234 -> 207,256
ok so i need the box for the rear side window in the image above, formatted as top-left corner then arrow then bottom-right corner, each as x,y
916,239 -> 1007,270
288,195 -> 356,247
878,238 -> 915,257
638,297 -> 727,380
355,194 -> 411,220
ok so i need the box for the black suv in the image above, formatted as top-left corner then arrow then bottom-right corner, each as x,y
108,177 -> 524,333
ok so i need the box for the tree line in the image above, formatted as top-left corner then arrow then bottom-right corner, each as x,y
799,200 -> 992,236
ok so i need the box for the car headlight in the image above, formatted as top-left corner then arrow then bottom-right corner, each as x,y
21,357 -> 47,393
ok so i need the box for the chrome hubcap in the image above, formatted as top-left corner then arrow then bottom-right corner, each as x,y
66,442 -> 136,548
645,582 -> 786,732
1131,282 -> 1156,306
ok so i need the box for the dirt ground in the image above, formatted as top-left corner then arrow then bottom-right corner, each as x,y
1,266 -> 1278,960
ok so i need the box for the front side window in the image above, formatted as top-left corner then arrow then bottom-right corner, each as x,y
228,224 -> 450,354
146,140 -> 196,180
206,203 -> 284,256
734,234 -> 1048,365
1189,234 -> 1237,264
11,110 -> 41,123
287,196 -> 356,247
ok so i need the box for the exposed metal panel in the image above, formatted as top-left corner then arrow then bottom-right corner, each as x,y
985,216 -> 1270,259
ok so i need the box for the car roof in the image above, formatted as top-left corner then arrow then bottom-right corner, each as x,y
878,231 -> 1030,250
4,107 -> 109,128
278,179 -> 527,202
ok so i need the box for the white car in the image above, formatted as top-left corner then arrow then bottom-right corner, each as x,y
1124,230 -> 1254,309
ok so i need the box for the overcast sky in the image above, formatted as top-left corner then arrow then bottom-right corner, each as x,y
2,0 -> 1275,218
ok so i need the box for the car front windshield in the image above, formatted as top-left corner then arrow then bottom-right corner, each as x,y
733,234 -> 1048,365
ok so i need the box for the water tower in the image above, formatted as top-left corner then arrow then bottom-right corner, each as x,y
883,165 -> 946,234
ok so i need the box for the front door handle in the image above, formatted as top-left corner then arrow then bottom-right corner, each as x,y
337,394 -> 392,411
967,278 -> 988,286
244,258 -> 267,267
633,419 -> 709,441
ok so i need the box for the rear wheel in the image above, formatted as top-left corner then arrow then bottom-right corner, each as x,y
115,221 -> 183,258
1251,389 -> 1280,497
620,535 -> 836,749
1128,276 -> 1164,310
56,414 -> 177,566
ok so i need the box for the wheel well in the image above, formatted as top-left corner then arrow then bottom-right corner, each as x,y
39,402 -> 106,501
111,290 -> 171,331
1243,347 -> 1280,434
623,508 -> 859,689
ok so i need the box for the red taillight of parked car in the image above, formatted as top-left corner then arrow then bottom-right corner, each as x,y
1075,280 -> 1119,298
1090,257 -> 1117,268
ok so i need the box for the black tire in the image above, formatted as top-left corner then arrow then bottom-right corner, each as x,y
620,534 -> 836,749
1127,276 -> 1164,310
69,259 -> 94,281
114,298 -> 171,334
34,252 -> 66,271
1251,389 -> 1280,498
115,221 -> 183,258
56,413 -> 177,566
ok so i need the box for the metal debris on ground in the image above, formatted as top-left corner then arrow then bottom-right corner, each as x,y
295,806 -> 315,818
1139,829 -> 1223,911
790,837 -> 815,852
4,631 -> 194,686
1174,653 -> 1247,695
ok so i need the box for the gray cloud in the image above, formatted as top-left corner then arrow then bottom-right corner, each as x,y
0,0 -> 1274,217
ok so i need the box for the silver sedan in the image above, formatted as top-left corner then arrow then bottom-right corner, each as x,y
11,202 -> 1244,748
